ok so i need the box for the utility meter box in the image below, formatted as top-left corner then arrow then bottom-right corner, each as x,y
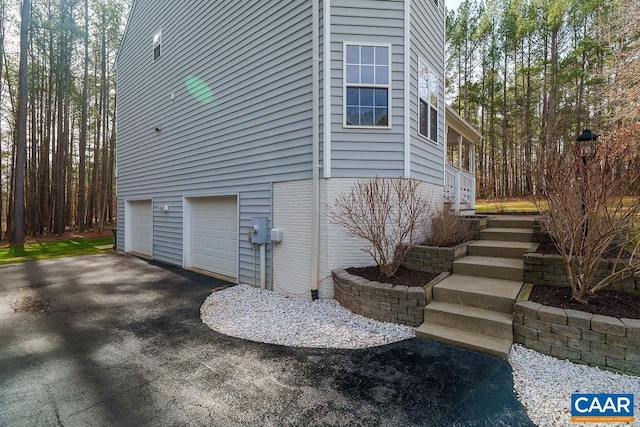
270,228 -> 283,243
249,217 -> 269,244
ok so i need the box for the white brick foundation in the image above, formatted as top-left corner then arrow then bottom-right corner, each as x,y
272,178 -> 444,299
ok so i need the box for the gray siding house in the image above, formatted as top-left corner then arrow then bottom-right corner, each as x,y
116,0 -> 471,298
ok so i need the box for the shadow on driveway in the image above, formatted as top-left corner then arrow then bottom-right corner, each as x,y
0,254 -> 533,426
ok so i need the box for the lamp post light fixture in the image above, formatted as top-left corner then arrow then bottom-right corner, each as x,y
576,129 -> 599,243
577,129 -> 599,160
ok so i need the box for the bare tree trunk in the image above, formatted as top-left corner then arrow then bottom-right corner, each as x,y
28,39 -> 38,237
501,42 -> 509,197
77,0 -> 89,231
545,28 -> 559,153
108,97 -> 116,223
54,0 -> 69,235
12,0 -> 30,245
98,9 -> 108,233
0,0 -> 5,240
40,1 -> 54,234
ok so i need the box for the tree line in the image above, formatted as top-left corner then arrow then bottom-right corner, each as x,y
1,0 -> 129,244
447,0 -> 640,198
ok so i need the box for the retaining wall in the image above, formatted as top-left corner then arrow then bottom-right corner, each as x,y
404,243 -> 468,274
332,269 -> 426,327
523,252 -> 640,295
514,301 -> 640,375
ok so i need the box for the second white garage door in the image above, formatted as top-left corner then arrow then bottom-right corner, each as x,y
189,196 -> 238,279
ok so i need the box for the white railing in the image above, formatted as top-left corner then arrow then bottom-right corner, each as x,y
445,164 -> 475,213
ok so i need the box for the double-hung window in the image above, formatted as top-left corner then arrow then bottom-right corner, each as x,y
418,57 -> 438,142
344,44 -> 390,127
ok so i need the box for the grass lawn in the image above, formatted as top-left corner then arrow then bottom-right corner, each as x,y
475,196 -> 638,215
475,198 -> 542,214
0,237 -> 114,265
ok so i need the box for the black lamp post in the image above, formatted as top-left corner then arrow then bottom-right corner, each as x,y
576,129 -> 599,242
577,129 -> 599,158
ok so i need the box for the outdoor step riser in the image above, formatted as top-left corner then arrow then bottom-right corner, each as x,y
487,219 -> 536,229
479,230 -> 534,242
467,245 -> 528,259
415,327 -> 510,359
433,288 -> 514,314
423,308 -> 513,340
453,263 -> 523,282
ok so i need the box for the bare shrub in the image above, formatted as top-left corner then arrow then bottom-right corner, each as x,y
424,208 -> 473,247
492,198 -> 507,214
329,177 -> 431,278
536,142 -> 640,303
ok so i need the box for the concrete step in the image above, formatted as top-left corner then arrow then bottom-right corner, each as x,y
467,240 -> 535,259
433,274 -> 523,313
416,322 -> 512,359
453,256 -> 523,281
479,228 -> 534,242
487,216 -> 537,229
424,301 -> 514,340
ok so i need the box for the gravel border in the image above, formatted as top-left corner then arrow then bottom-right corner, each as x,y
509,344 -> 639,427
200,285 -> 415,349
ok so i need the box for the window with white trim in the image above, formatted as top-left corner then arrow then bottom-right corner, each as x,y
418,57 -> 438,142
344,44 -> 390,127
153,31 -> 162,61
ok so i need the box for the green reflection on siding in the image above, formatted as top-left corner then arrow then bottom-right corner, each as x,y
185,75 -> 213,104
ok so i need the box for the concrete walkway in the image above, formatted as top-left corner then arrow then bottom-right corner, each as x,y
0,254 -> 533,426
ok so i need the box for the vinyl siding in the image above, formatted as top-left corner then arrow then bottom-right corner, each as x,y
409,0 -> 446,185
329,0 -> 406,178
116,0 -> 311,285
151,195 -> 183,266
116,0 -> 446,286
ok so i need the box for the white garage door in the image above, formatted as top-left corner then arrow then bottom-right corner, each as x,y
190,196 -> 238,279
128,200 -> 152,256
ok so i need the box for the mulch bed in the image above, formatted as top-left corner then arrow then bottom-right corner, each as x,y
346,266 -> 438,288
535,242 -> 633,259
529,285 -> 640,319
535,243 -> 561,255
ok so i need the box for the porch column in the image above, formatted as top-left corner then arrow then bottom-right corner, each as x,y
458,135 -> 463,170
471,144 -> 476,209
456,135 -> 463,212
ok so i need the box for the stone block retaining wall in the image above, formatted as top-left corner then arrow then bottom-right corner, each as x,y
404,243 -> 468,274
463,216 -> 488,240
523,253 -> 640,295
514,301 -> 640,375
332,269 -> 425,327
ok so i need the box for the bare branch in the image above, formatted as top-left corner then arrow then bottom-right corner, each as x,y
329,177 -> 432,278
536,140 -> 640,303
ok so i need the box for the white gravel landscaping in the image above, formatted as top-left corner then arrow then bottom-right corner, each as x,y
200,284 -> 415,349
509,344 -> 640,427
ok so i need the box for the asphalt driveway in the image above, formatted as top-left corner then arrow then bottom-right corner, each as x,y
0,254 -> 533,426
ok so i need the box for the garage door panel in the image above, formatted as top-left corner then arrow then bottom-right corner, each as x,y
129,201 -> 152,256
189,197 -> 238,279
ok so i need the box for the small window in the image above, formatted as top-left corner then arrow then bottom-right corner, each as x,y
418,57 -> 438,142
344,44 -> 390,127
153,31 -> 162,61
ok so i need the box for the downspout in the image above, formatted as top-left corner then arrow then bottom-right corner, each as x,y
323,0 -> 331,179
404,0 -> 411,178
311,0 -> 320,300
